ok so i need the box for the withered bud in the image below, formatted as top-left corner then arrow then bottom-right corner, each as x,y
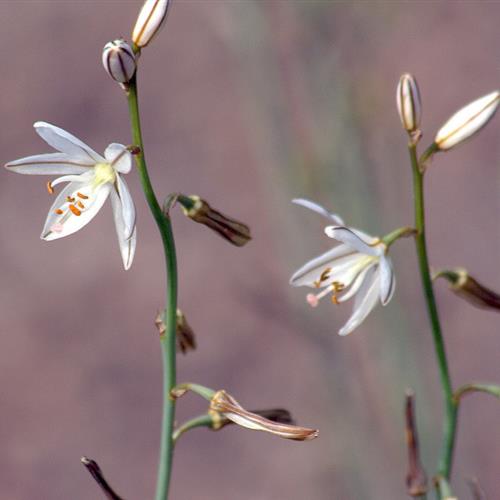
132,0 -> 171,48
209,390 -> 318,441
216,408 -> 295,430
102,40 -> 136,85
396,73 -> 422,134
435,268 -> 500,311
404,390 -> 428,497
81,457 -> 124,500
177,194 -> 251,247
155,309 -> 196,354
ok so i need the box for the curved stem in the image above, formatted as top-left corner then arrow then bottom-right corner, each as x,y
127,74 -> 178,500
172,415 -> 214,444
409,144 -> 457,484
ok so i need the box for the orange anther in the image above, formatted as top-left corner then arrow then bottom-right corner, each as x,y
77,192 -> 89,199
46,181 -> 54,194
68,204 -> 82,216
66,196 -> 75,203
54,209 -> 64,215
77,200 -> 85,209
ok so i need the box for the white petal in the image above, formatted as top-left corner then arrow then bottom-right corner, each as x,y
111,189 -> 137,270
339,268 -> 379,336
337,261 -> 377,303
290,244 -> 354,287
115,175 -> 136,240
5,152 -> 93,175
34,122 -> 102,162
51,171 -> 94,187
41,183 -> 111,241
379,256 -> 396,306
325,226 -> 383,256
292,198 -> 344,225
104,143 -> 132,174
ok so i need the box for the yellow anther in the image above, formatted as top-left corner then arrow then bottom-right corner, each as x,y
68,204 -> 81,216
46,181 -> 54,194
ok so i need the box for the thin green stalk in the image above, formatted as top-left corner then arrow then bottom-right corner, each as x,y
409,143 -> 458,485
172,415 -> 214,444
127,74 -> 178,500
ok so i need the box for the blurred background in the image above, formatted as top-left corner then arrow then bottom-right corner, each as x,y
1,1 -> 499,499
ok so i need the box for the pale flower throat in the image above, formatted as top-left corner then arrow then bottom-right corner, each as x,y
92,162 -> 116,190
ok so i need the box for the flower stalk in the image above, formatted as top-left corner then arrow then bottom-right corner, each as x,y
126,74 -> 178,500
409,143 -> 457,487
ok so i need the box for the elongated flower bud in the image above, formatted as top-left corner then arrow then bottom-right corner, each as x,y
435,91 -> 500,150
177,194 -> 251,247
396,73 -> 422,133
132,0 -> 171,48
102,40 -> 136,84
435,268 -> 500,311
209,390 -> 318,441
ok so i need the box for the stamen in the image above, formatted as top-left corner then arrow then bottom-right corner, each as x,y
77,192 -> 89,199
46,181 -> 54,194
76,200 -> 85,209
54,209 -> 64,215
66,196 -> 75,203
69,204 -> 82,216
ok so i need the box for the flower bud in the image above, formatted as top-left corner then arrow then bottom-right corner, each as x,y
435,91 -> 500,150
209,390 -> 318,441
396,73 -> 422,133
132,0 -> 171,48
155,309 -> 197,354
435,268 -> 500,311
177,195 -> 251,247
102,40 -> 136,84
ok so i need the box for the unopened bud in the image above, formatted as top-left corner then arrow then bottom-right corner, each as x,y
155,309 -> 197,354
178,195 -> 251,247
102,40 -> 136,84
435,268 -> 500,311
209,390 -> 318,441
132,0 -> 171,48
396,73 -> 422,133
435,91 -> 499,150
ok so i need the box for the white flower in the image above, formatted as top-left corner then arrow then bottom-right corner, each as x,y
435,91 -> 499,150
290,199 -> 395,336
5,122 -> 137,270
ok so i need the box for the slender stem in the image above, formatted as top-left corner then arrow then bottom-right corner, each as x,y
409,144 -> 458,484
127,74 -> 178,500
172,415 -> 214,444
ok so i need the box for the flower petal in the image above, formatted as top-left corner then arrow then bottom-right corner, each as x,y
325,226 -> 383,256
41,183 -> 111,241
379,256 -> 396,305
292,198 -> 344,225
290,244 -> 355,287
104,143 -> 132,173
339,267 -> 380,336
337,261 -> 377,303
115,175 -> 136,240
5,152 -> 93,175
34,122 -> 102,162
110,188 -> 136,270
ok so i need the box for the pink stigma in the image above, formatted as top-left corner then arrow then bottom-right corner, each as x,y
50,223 -> 64,233
306,293 -> 319,308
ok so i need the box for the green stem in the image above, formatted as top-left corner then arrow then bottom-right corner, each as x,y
172,415 -> 214,444
127,74 -> 178,500
409,144 -> 457,484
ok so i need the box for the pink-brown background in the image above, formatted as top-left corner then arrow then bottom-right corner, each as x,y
1,1 -> 499,499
